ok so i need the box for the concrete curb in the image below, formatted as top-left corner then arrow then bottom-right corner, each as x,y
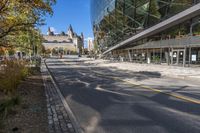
163,74 -> 200,82
85,60 -> 200,82
43,59 -> 83,133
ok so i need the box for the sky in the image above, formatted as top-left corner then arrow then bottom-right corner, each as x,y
40,0 -> 93,40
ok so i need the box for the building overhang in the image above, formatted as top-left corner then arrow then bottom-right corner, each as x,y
125,36 -> 200,50
103,3 -> 200,55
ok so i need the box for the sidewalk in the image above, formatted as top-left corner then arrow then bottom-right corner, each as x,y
41,61 -> 76,133
84,59 -> 200,81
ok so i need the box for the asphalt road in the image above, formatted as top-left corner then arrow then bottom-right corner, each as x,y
46,56 -> 200,133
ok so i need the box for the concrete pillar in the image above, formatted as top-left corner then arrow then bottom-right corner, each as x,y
167,48 -> 170,65
147,49 -> 151,64
177,50 -> 179,65
128,50 -> 132,62
160,48 -> 162,64
183,47 -> 186,67
189,46 -> 192,67
153,49 -> 155,63
171,48 -> 173,65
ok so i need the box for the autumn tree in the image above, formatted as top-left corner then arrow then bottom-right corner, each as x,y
0,0 -> 56,48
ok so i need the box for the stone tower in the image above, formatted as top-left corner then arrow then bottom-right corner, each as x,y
67,25 -> 74,38
47,27 -> 54,36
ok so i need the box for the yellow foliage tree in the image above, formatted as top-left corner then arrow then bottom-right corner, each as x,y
0,0 -> 56,47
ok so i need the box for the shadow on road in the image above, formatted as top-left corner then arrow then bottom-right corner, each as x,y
47,59 -> 161,81
46,59 -> 200,133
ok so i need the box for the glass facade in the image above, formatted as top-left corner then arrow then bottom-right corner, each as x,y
91,0 -> 200,52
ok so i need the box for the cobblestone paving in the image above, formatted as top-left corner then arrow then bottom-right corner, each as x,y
41,63 -> 76,133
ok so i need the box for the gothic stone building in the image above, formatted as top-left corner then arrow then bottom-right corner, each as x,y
43,25 -> 84,55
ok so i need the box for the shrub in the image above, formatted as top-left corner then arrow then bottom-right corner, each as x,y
31,56 -> 41,67
0,96 -> 21,119
0,60 -> 31,95
0,60 -> 29,129
0,96 -> 21,129
152,55 -> 160,64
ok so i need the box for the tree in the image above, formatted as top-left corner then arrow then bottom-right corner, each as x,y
45,49 -> 51,55
148,0 -> 161,25
52,48 -> 57,55
94,40 -> 98,52
40,44 -> 46,55
0,0 -> 56,42
1,27 -> 44,56
61,31 -> 65,36
8,48 -> 15,55
0,47 -> 5,56
0,0 -> 56,56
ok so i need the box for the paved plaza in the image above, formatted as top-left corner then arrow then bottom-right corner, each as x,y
84,59 -> 200,81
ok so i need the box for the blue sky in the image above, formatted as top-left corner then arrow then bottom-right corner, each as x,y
40,0 -> 93,39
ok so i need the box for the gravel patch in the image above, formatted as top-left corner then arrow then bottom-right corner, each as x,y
0,68 -> 48,133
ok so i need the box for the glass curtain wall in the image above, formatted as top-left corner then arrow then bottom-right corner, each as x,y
91,0 -> 198,52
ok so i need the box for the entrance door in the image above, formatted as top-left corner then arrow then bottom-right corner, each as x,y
178,50 -> 184,64
172,49 -> 185,66
172,51 -> 178,64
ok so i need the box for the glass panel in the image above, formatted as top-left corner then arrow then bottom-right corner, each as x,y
169,0 -> 193,16
91,0 -> 196,52
148,0 -> 161,26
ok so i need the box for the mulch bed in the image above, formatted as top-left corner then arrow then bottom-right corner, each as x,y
0,67 -> 48,133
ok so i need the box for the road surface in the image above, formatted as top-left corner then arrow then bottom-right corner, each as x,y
46,56 -> 200,133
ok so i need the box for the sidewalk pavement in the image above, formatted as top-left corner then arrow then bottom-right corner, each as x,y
84,59 -> 200,81
41,61 -> 76,133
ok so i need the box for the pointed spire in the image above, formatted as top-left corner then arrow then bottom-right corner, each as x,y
48,27 -> 51,32
81,32 -> 84,39
68,24 -> 73,33
47,27 -> 51,35
68,24 -> 74,38
69,24 -> 72,29
48,27 -> 54,36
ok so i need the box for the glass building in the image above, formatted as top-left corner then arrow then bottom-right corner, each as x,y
91,0 -> 200,66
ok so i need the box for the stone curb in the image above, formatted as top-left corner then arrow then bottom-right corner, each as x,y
163,74 -> 200,82
41,59 -> 83,133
